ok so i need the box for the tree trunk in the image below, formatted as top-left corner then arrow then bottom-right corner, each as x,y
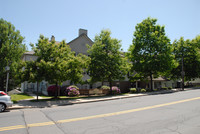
109,80 -> 112,95
55,82 -> 58,99
181,55 -> 184,91
150,74 -> 153,91
58,84 -> 60,96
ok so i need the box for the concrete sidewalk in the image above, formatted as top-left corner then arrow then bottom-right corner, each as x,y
9,88 -> 195,110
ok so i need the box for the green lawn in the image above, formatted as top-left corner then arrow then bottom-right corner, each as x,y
11,93 -> 34,103
31,95 -> 105,102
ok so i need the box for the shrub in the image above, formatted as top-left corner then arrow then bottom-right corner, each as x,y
101,85 -> 110,90
140,88 -> 146,93
47,85 -> 60,96
168,87 -> 172,90
130,88 -> 137,93
162,87 -> 168,90
112,86 -> 121,94
153,89 -> 158,91
101,85 -> 110,95
66,85 -> 80,97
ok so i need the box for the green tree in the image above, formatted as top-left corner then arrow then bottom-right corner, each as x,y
0,18 -> 26,91
17,61 -> 39,83
87,30 -> 129,94
193,35 -> 200,49
128,17 -> 175,91
171,37 -> 200,82
17,59 -> 50,100
29,35 -> 88,98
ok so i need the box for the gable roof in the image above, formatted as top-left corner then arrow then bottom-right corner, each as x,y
68,34 -> 93,45
24,51 -> 35,55
23,32 -> 94,56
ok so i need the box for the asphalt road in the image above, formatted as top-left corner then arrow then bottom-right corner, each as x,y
1,89 -> 200,134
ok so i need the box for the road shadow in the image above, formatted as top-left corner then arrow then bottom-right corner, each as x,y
10,99 -> 75,110
144,90 -> 176,96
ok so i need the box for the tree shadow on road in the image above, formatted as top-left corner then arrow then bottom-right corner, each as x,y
144,90 -> 176,96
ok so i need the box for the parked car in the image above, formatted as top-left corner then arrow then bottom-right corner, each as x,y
0,91 -> 13,112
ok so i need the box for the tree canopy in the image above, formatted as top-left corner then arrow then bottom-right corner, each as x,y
128,17 -> 176,91
87,29 -> 129,93
33,35 -> 89,83
171,37 -> 200,81
0,18 -> 26,91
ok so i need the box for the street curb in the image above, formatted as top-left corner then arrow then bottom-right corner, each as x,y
58,94 -> 147,106
8,106 -> 33,110
8,90 -> 178,110
58,90 -> 177,106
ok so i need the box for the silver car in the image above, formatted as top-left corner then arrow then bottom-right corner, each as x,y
0,91 -> 13,112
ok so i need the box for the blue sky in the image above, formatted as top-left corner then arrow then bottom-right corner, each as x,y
1,0 -> 200,51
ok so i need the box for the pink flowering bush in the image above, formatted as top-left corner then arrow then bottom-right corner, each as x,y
66,85 -> 80,97
47,85 -> 60,96
112,86 -> 121,95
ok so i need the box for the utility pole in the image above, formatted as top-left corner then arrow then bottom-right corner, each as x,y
37,67 -> 39,101
37,81 -> 39,101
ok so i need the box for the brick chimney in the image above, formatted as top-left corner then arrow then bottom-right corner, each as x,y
51,35 -> 55,41
79,29 -> 87,36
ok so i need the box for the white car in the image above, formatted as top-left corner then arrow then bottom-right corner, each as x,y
0,91 -> 13,112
